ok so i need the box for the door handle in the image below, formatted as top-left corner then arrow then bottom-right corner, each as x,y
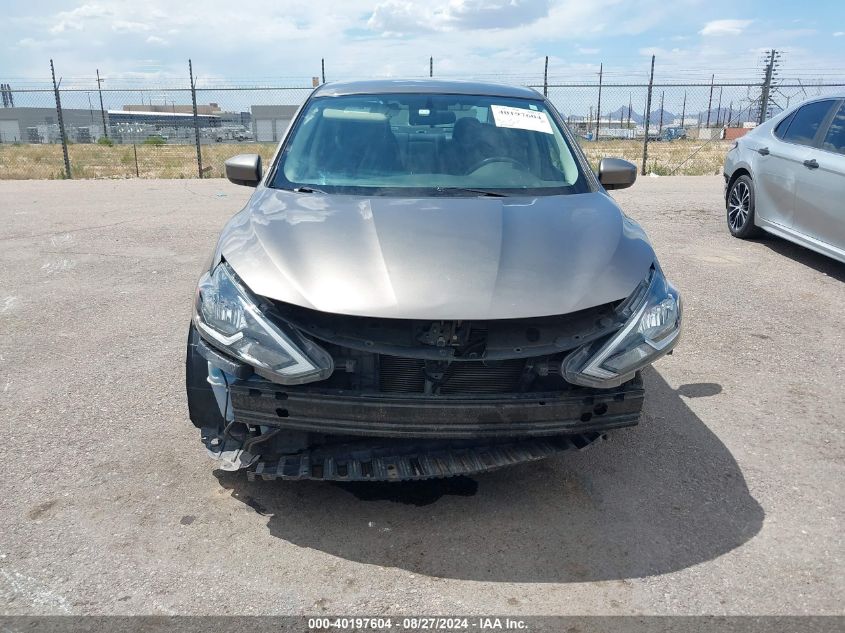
803,158 -> 819,169
757,147 -> 770,155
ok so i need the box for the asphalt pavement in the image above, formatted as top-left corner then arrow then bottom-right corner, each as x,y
0,176 -> 842,615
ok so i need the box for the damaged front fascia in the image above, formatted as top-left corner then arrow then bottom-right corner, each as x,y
263,297 -> 632,362
191,273 -> 653,387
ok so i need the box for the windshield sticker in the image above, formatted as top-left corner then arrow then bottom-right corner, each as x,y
491,105 -> 553,134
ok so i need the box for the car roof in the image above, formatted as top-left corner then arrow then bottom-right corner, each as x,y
312,79 -> 543,100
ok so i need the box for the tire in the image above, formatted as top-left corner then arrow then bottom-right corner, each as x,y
726,174 -> 763,238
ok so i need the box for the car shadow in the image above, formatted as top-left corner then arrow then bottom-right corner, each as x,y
215,368 -> 764,582
759,236 -> 845,282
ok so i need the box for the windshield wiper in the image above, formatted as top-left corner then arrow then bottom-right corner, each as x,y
435,187 -> 509,197
291,186 -> 328,194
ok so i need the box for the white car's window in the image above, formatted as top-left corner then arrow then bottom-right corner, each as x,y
774,112 -> 796,139
272,93 -> 589,197
781,100 -> 837,146
821,103 -> 845,155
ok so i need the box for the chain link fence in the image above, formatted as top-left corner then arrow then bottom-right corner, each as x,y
539,80 -> 845,175
1,62 -> 843,180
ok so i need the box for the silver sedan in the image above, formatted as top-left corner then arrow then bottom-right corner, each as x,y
723,95 -> 845,263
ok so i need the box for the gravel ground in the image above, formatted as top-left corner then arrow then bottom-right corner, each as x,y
0,177 -> 842,616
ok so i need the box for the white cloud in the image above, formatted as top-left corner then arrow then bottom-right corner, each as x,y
700,19 -> 753,37
146,35 -> 167,45
367,0 -> 552,35
576,47 -> 600,55
443,0 -> 552,29
112,20 -> 153,33
834,32 -> 844,37
49,3 -> 112,34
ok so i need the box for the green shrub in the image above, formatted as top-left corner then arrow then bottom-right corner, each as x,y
143,136 -> 166,146
97,137 -> 114,147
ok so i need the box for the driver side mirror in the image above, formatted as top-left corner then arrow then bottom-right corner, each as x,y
597,157 -> 637,190
225,154 -> 262,187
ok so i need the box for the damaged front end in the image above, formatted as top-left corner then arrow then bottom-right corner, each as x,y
186,262 -> 680,481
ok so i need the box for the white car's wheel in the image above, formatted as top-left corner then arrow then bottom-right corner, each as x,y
727,175 -> 763,238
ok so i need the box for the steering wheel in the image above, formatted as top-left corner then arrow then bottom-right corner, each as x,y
466,156 -> 530,173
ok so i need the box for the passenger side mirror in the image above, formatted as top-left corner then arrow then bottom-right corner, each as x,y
224,154 -> 262,187
597,157 -> 637,190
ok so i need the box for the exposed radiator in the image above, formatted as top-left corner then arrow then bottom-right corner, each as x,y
378,355 -> 525,394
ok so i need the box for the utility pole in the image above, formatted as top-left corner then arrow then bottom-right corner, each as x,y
705,74 -> 714,128
641,55 -> 655,176
321,58 -> 326,84
759,49 -> 777,124
429,56 -> 433,77
96,68 -> 108,139
543,55 -> 548,97
595,63 -> 603,141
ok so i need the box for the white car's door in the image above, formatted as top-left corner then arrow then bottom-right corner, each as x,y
793,100 -> 845,251
756,100 -> 838,229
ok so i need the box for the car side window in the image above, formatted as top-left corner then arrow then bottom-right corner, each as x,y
781,100 -> 837,146
820,102 -> 845,155
774,112 -> 795,139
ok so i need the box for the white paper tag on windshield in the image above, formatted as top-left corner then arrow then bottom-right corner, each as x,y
491,105 -> 553,134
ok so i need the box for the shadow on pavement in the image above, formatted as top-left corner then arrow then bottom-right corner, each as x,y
759,236 -> 845,282
215,368 -> 764,582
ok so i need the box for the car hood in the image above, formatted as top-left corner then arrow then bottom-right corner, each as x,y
218,188 -> 655,320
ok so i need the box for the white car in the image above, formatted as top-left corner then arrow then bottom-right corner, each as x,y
723,95 -> 845,263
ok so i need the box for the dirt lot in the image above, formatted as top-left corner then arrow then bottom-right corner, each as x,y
0,177 -> 843,616
0,139 -> 732,180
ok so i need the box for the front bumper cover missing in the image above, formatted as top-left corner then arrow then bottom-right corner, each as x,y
248,433 -> 606,482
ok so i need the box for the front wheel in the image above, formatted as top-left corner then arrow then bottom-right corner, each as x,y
726,175 -> 763,238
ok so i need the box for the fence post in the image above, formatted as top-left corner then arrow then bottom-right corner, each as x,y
658,91 -> 664,134
543,56 -> 548,97
133,143 -> 139,177
594,63 -> 603,141
680,91 -> 686,128
96,68 -> 108,139
321,58 -> 326,84
715,86 -> 723,127
50,59 -> 71,179
705,74 -> 714,128
430,57 -> 433,77
189,59 -> 203,179
640,55 -> 655,176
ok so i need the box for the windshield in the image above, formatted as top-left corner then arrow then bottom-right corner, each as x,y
270,92 -> 589,196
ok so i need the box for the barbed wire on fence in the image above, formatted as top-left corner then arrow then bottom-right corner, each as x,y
1,57 -> 844,180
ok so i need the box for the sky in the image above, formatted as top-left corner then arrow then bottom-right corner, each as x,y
1,0 -> 844,88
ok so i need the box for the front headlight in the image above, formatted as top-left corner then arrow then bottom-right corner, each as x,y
194,262 -> 333,384
563,266 -> 682,388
